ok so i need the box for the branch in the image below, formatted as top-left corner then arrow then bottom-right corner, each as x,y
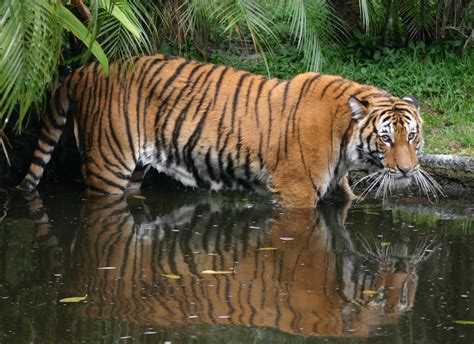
72,0 -> 91,21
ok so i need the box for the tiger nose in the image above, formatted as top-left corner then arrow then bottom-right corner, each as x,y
397,164 -> 412,175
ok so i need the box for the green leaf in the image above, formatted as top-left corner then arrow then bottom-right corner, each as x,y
453,320 -> 474,325
163,274 -> 181,279
98,0 -> 141,38
358,0 -> 370,33
59,5 -> 109,75
214,0 -> 279,75
59,295 -> 87,303
257,247 -> 277,251
284,0 -> 341,71
95,0 -> 157,63
201,270 -> 233,275
0,0 -> 62,128
363,290 -> 377,297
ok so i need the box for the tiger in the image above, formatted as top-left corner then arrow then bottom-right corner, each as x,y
18,54 -> 437,207
20,191 -> 435,338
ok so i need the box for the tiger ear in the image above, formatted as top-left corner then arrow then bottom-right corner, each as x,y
403,95 -> 419,109
348,96 -> 369,121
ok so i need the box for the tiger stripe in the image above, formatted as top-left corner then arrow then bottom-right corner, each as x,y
19,54 -> 425,206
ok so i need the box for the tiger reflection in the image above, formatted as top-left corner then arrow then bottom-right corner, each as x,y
26,192 -> 435,337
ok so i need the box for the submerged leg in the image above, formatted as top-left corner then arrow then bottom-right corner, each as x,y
341,175 -> 357,200
126,163 -> 151,191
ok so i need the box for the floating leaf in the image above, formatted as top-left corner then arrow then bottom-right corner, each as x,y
59,295 -> 87,303
280,237 -> 294,241
163,274 -> 181,280
257,247 -> 277,251
362,290 -> 377,297
97,266 -> 116,270
453,320 -> 474,325
201,270 -> 233,275
380,242 -> 391,247
364,210 -> 381,215
132,195 -> 146,200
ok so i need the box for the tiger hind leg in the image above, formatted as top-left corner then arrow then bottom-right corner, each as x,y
126,163 -> 151,191
83,157 -> 137,195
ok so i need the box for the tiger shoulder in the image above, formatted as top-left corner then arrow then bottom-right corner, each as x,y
20,54 -> 431,207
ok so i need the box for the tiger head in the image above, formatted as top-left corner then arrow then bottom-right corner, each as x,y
347,95 -> 441,198
345,238 -> 437,314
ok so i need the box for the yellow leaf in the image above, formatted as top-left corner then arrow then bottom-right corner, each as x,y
132,195 -> 146,200
59,295 -> 87,303
201,270 -> 233,275
380,242 -> 390,247
257,247 -> 277,251
453,320 -> 474,325
163,274 -> 181,279
362,290 -> 377,297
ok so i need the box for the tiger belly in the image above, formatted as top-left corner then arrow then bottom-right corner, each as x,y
142,146 -> 268,192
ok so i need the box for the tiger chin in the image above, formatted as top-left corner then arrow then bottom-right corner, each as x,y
18,54 -> 441,207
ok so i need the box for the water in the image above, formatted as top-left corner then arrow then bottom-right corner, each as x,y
0,186 -> 472,343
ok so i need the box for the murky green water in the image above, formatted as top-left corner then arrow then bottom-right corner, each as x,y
0,186 -> 472,343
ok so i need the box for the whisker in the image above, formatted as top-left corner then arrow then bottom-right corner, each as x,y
414,171 -> 429,196
359,174 -> 384,200
352,170 -> 382,189
413,173 -> 424,198
375,173 -> 387,199
418,169 -> 445,197
384,174 -> 392,202
355,233 -> 379,261
357,171 -> 386,202
414,170 -> 443,202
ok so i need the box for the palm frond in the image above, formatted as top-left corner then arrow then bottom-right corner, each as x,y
365,0 -> 386,34
285,0 -> 341,71
214,0 -> 279,73
60,5 -> 109,73
0,0 -> 62,129
179,0 -> 215,51
357,0 -> 371,33
96,0 -> 158,63
401,0 -> 437,40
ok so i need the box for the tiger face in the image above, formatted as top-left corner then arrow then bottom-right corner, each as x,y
348,95 -> 434,197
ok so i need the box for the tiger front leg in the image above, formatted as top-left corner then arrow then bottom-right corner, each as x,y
271,172 -> 319,208
341,175 -> 357,200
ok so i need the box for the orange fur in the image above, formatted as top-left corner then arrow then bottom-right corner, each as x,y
20,54 -> 424,207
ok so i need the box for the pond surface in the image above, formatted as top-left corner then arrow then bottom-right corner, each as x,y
0,186 -> 472,343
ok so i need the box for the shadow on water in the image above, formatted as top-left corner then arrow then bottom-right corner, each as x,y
0,188 -> 472,343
